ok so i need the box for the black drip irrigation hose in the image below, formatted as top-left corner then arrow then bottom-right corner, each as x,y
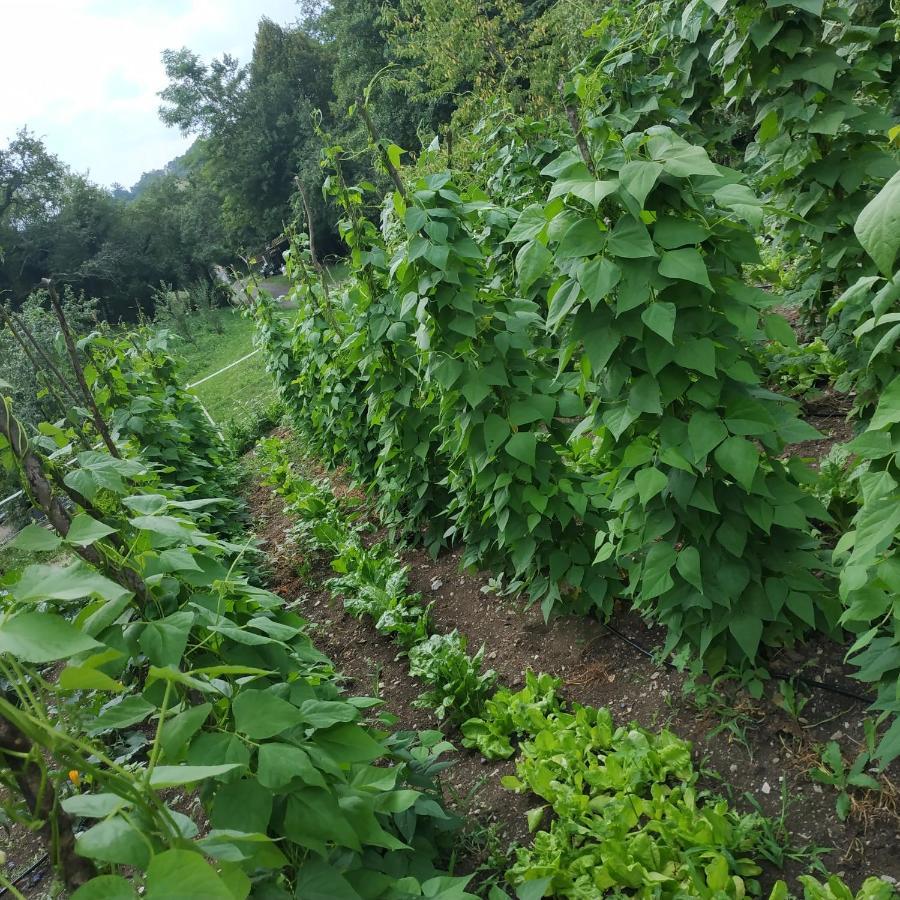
600,622 -> 876,706
0,852 -> 48,897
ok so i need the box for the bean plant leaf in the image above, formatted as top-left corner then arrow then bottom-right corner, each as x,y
58,666 -> 124,692
768,0 -> 823,15
144,850 -> 233,900
71,876 -> 136,900
557,219 -> 606,258
854,171 -> 900,276
635,468 -> 668,505
658,248 -> 712,289
505,205 -> 547,243
607,217 -> 657,258
641,302 -> 677,344
577,257 -> 621,305
729,615 -> 763,660
67,514 -> 117,547
764,313 -> 798,348
10,524 -> 62,552
148,764 -> 243,788
714,436 -> 758,491
483,415 -> 511,455
548,176 -> 618,210
0,612 -> 102,663
76,816 -> 151,867
516,240 -> 552,291
641,543 -> 676,599
233,689 -> 305,739
11,560 -> 130,604
506,432 -> 537,467
618,161 -> 664,207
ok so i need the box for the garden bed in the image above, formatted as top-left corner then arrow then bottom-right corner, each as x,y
244,435 -> 900,895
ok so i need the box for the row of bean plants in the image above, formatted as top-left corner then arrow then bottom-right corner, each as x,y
0,337 -> 475,897
252,0 -> 899,765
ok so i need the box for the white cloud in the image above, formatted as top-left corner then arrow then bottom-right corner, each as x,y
0,0 -> 300,187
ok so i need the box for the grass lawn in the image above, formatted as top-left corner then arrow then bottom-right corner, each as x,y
0,542 -> 69,578
170,308 -> 277,428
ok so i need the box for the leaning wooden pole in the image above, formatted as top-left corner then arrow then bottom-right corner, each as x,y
0,309 -> 94,451
357,100 -> 408,200
0,394 -> 151,606
44,279 -> 120,458
0,306 -> 82,406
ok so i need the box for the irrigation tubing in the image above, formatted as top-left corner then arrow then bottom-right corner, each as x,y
601,621 -> 876,706
0,853 -> 48,897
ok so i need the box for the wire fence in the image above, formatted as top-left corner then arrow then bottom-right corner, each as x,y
0,347 -> 264,550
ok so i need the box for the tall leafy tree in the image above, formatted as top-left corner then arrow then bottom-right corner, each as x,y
160,19 -> 338,253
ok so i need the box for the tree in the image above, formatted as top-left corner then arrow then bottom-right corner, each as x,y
159,20 -> 338,254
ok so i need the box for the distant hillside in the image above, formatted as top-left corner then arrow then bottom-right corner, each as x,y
112,142 -> 203,201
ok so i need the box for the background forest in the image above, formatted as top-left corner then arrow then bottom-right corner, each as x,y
1,0 -> 595,320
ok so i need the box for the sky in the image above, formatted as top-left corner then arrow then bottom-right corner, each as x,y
1,0 -> 302,189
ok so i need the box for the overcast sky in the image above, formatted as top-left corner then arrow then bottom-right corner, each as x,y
1,0 -> 301,189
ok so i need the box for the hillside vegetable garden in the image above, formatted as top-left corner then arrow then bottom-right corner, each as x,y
1,0 -> 900,897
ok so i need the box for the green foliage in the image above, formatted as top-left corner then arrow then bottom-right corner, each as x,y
461,671 -> 561,759
249,435 -> 894,899
758,338 -> 844,400
383,0 -> 606,117
542,126 -> 835,665
0,399 -> 474,897
249,0 -> 900,765
826,178 -> 900,768
223,396 -> 284,455
0,287 -> 99,423
812,445 -> 863,533
830,268 -> 900,419
0,130 -> 229,318
85,329 -> 244,536
258,121 -> 841,675
0,286 -> 100,512
502,704 -> 768,898
809,738 -> 881,821
159,22 -> 339,255
330,543 -> 433,650
833,375 -> 900,767
407,632 -> 498,723
585,0 -> 898,321
769,875 -> 898,900
257,436 -> 351,552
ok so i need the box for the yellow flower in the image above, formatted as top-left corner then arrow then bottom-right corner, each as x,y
68,770 -> 80,786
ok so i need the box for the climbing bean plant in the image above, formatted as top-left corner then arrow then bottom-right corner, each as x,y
0,389 -> 474,897
260,122 -> 834,668
831,175 -> 900,767
536,125 -> 834,664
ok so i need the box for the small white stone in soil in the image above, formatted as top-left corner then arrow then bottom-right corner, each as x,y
761,781 -> 771,794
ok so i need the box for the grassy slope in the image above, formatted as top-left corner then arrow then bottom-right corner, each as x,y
174,308 -> 276,426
